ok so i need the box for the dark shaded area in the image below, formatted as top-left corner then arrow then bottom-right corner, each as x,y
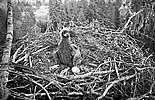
131,0 -> 155,61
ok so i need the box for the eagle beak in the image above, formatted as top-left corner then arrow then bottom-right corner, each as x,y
64,32 -> 70,37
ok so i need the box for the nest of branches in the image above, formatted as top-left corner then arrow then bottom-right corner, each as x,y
6,10 -> 155,100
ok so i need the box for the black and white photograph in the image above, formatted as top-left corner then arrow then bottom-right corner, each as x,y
0,0 -> 155,100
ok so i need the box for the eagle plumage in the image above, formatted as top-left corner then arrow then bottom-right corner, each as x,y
55,28 -> 74,68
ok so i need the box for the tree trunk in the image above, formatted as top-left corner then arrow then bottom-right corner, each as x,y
0,0 -> 7,61
0,0 -> 13,100
114,0 -> 121,29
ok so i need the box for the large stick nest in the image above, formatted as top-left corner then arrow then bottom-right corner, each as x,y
6,10 -> 155,100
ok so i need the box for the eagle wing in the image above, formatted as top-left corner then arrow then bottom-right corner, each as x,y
56,41 -> 74,67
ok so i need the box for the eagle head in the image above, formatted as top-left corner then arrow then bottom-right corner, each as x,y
60,27 -> 71,38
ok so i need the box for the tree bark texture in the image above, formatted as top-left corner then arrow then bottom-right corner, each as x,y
0,0 -> 13,100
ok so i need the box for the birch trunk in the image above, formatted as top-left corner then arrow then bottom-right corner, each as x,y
0,0 -> 13,100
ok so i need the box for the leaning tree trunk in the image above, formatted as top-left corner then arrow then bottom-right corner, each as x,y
0,0 -> 13,100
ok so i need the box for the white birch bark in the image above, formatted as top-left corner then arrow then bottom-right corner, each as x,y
0,0 -> 13,100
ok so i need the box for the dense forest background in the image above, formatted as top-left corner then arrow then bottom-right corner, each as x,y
0,0 -> 155,100
12,0 -> 155,55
